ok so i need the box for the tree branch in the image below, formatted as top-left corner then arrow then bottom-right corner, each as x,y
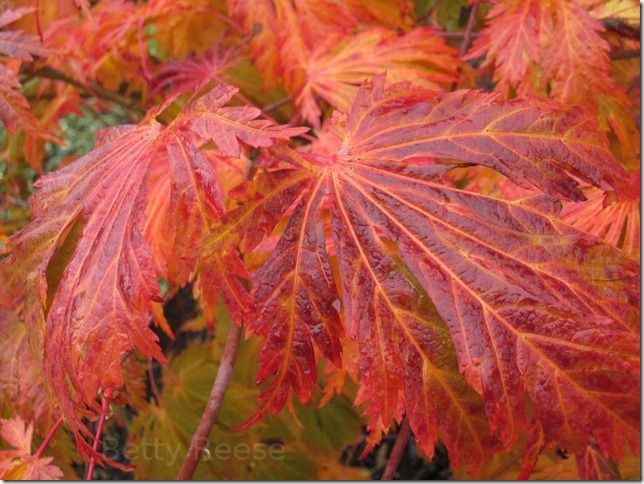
436,31 -> 481,39
262,96 -> 291,113
459,1 -> 479,58
610,49 -> 640,61
381,417 -> 411,480
26,66 -> 146,118
177,323 -> 243,480
147,358 -> 162,406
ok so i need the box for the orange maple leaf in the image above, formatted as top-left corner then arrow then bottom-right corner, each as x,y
0,84 -> 305,462
202,76 -> 639,473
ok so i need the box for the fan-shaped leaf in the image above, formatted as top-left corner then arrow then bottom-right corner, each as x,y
561,171 -> 640,257
183,84 -> 308,156
208,76 -> 639,473
0,83 -> 304,462
292,27 -> 461,126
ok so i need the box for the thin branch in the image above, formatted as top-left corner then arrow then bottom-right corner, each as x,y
262,96 -> 291,113
26,66 -> 145,118
459,1 -> 479,58
177,323 -> 243,480
488,452 -> 522,480
147,357 -> 162,406
602,19 -> 640,39
84,393 -> 111,480
436,31 -> 481,39
381,417 -> 411,480
417,0 -> 442,25
610,49 -> 640,61
34,417 -> 63,459
214,11 -> 244,35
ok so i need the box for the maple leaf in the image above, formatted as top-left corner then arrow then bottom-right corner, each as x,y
196,169 -> 307,326
225,0 -> 283,88
226,0 -> 414,90
0,121 -> 169,459
540,0 -> 613,105
42,0 -> 192,92
73,0 -> 92,18
0,7 -> 50,61
465,0 -> 543,89
0,84 -> 305,461
290,0 -> 414,32
0,64 -> 45,135
0,311 -> 51,428
183,84 -> 308,157
291,27 -> 461,126
143,156 -> 174,279
202,76 -> 639,473
147,0 -> 229,62
0,8 -> 51,137
467,0 -> 639,165
590,0 -> 640,27
467,0 -> 615,103
150,48 -> 238,98
141,143 -> 248,295
0,417 -> 63,480
161,132 -> 226,285
0,0 -> 640,477
156,85 -> 307,306
561,170 -> 640,258
575,442 -> 622,480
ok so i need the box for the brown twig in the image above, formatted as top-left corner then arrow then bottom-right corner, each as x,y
147,358 -> 162,406
381,417 -> 411,480
610,49 -> 640,61
84,393 -> 111,480
488,452 -> 522,480
262,96 -> 291,113
34,417 -> 63,459
177,323 -> 243,480
26,66 -> 145,118
459,1 -> 479,58
416,0 -> 442,26
436,31 -> 481,39
602,19 -> 640,39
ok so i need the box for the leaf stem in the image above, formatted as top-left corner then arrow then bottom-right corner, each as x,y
26,66 -> 145,119
35,0 -> 44,44
381,417 -> 411,480
84,393 -> 111,480
177,323 -> 243,480
34,417 -> 63,459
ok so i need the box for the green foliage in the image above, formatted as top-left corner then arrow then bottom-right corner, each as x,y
44,107 -> 126,172
128,318 -> 365,480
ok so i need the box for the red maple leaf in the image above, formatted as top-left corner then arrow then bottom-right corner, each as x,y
0,84 -> 305,462
202,76 -> 639,473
